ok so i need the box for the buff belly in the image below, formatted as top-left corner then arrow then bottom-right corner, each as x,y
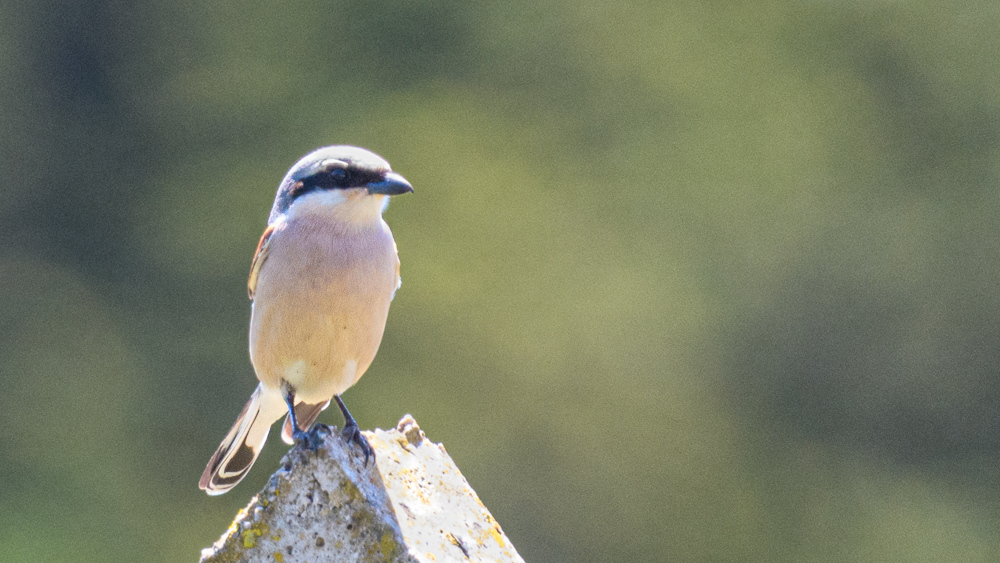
247,217 -> 398,403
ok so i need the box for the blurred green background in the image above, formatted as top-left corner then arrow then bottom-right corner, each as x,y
2,1 -> 1000,561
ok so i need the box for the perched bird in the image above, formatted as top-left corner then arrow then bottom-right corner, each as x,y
199,146 -> 412,495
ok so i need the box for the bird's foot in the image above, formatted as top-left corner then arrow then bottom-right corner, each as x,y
340,422 -> 375,466
293,423 -> 330,452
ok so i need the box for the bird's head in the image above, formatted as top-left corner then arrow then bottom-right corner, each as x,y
269,146 -> 413,225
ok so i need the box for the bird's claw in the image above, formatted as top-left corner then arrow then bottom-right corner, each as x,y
293,423 -> 330,452
340,422 -> 374,466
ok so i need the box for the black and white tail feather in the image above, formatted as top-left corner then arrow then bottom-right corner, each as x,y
198,384 -> 286,495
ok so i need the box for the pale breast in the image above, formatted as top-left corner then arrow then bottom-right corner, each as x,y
248,216 -> 399,402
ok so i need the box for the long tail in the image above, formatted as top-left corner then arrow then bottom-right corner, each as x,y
199,384 -> 286,495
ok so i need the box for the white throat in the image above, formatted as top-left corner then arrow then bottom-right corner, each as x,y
281,189 -> 389,229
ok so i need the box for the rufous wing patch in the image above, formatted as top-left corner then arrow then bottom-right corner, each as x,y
248,225 -> 276,300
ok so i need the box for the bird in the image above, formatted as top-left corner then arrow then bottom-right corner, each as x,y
199,145 -> 413,495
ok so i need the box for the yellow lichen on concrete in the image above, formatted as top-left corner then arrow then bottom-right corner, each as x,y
340,477 -> 365,504
485,514 -> 506,547
380,531 -> 399,559
395,436 -> 415,452
224,503 -> 253,539
202,415 -> 523,563
241,521 -> 270,549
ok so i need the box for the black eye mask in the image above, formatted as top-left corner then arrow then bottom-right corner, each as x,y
289,166 -> 385,199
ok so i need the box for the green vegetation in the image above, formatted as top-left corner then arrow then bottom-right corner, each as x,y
2,1 -> 999,561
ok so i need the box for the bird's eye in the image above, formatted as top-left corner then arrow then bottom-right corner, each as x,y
328,167 -> 350,185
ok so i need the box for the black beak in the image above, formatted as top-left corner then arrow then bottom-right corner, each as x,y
366,171 -> 414,196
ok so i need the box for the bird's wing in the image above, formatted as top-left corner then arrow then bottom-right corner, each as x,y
391,240 -> 402,300
248,225 -> 276,300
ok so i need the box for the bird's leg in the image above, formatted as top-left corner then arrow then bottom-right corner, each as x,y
334,395 -> 374,465
283,385 -> 321,451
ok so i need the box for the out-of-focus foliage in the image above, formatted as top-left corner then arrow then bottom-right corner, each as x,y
2,0 -> 999,561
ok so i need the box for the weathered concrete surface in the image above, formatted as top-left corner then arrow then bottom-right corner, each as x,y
200,415 -> 523,563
